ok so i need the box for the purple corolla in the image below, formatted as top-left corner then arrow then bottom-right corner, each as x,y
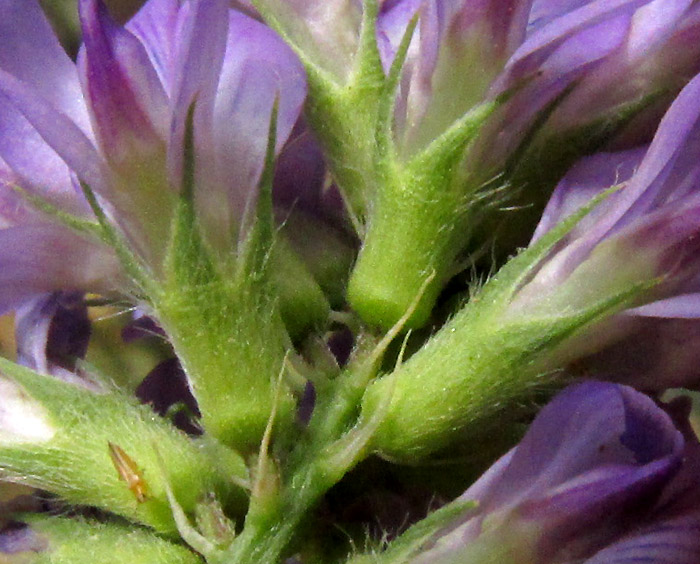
378,0 -> 700,164
505,70 -> 700,388
406,381 -> 700,563
0,0 -> 306,312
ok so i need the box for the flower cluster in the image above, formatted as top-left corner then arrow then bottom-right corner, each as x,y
1,1 -> 700,563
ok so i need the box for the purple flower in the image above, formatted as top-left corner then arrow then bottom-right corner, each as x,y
0,0 -> 306,311
504,71 -> 700,388
406,382 -> 700,563
345,0 -> 700,331
377,0 -> 700,165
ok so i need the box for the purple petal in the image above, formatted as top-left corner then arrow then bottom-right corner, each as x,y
0,522 -> 47,554
584,512 -> 700,564
135,357 -> 201,434
78,0 -> 169,165
15,292 -> 90,378
611,72 -> 700,222
0,97 -> 89,220
626,0 -> 693,56
121,311 -> 166,342
0,224 -> 123,314
524,72 -> 700,300
167,0 -> 228,190
252,0 -> 362,81
505,0 -> 647,79
379,0 -> 533,153
0,0 -> 91,132
415,382 -> 686,563
125,0 -> 181,96
202,9 -> 307,239
273,126 -> 343,220
577,316 -> 700,390
465,382 -> 682,513
478,0 -> 647,167
541,1 -> 700,150
0,68 -> 108,196
585,434 -> 700,563
376,0 -> 423,71
531,147 -> 645,242
631,294 -> 700,318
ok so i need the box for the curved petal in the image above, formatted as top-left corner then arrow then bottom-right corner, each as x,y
0,96 -> 89,219
78,0 -> 169,165
465,382 -> 682,512
0,69 -> 108,196
580,316 -> 700,390
204,9 -> 307,239
0,224 -> 123,314
251,0 -> 362,82
167,0 -> 229,190
412,383 -> 686,564
531,147 -> 645,242
125,0 -> 181,96
0,0 -> 91,133
507,0 -> 648,77
630,294 -> 700,318
584,512 -> 700,563
379,0 -> 534,154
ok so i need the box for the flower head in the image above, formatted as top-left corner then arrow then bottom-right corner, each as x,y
345,0 -> 700,330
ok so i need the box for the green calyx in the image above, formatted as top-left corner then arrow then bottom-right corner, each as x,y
0,359 -> 247,535
262,0 -> 500,330
359,190 -> 657,460
13,515 -> 204,564
347,99 -> 498,329
154,102 -> 298,453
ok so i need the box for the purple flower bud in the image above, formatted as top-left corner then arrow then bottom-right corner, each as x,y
408,382 -> 700,563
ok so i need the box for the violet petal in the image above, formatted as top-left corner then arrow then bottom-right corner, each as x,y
0,224 -> 122,314
416,383 -> 686,563
167,0 -> 228,190
0,0 -> 90,131
78,0 -> 169,163
584,512 -> 700,564
0,68 -> 108,196
206,9 -> 307,238
125,0 -> 181,96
